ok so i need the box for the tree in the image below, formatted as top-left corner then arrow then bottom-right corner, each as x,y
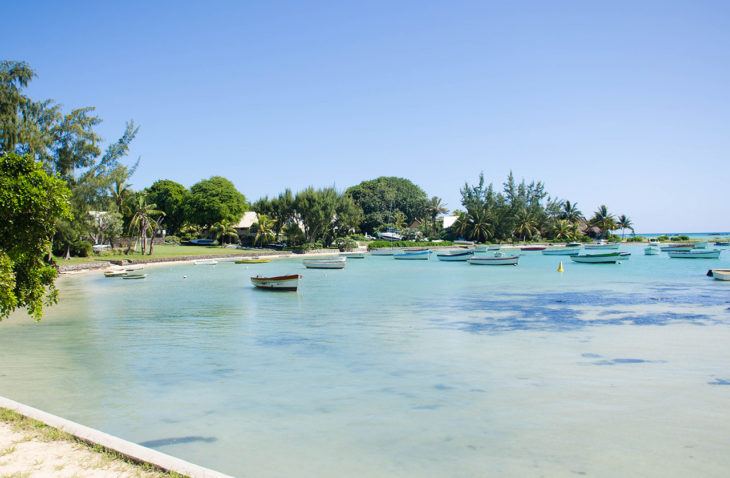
616,215 -> 634,239
514,208 -> 538,242
294,187 -> 338,243
589,205 -> 617,239
146,179 -> 189,235
345,177 -> 428,234
561,200 -> 583,223
129,195 -> 163,254
253,214 -> 276,247
184,176 -> 247,228
424,196 -> 448,237
0,153 -> 72,321
210,219 -> 239,245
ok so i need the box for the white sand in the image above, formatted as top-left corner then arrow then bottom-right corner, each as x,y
0,421 -> 169,478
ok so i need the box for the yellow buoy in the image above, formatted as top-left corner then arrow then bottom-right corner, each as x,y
557,261 -> 564,272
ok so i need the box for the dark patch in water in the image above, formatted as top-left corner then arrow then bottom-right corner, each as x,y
612,358 -> 647,364
581,353 -> 601,358
412,404 -> 441,410
470,388 -> 486,393
434,384 -> 454,390
708,378 -> 730,386
139,436 -> 217,448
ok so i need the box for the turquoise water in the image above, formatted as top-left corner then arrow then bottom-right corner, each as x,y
1,246 -> 730,477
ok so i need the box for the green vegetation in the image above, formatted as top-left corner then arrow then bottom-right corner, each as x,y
368,240 -> 454,249
51,244 -> 264,264
345,177 -> 428,235
0,407 -> 187,477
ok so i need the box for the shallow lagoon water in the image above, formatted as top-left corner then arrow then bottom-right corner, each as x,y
1,245 -> 730,477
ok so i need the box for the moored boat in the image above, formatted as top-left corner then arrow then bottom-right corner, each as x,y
303,257 -> 347,269
235,258 -> 271,264
194,259 -> 218,265
584,243 -> 620,250
667,249 -> 721,259
122,273 -> 147,280
467,254 -> 519,266
714,241 -> 729,247
370,249 -> 397,256
644,246 -> 661,255
340,252 -> 365,259
394,250 -> 430,260
694,241 -> 708,249
712,271 -> 730,281
706,268 -> 730,277
541,247 -> 581,256
660,244 -> 694,252
619,252 -> 631,260
520,246 -> 546,251
104,270 -> 127,277
251,274 -> 302,291
436,250 -> 474,261
570,252 -> 621,264
453,240 -> 475,246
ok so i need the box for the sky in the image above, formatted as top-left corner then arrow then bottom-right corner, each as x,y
4,0 -> 729,233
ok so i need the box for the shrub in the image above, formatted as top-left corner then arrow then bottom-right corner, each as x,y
368,240 -> 454,249
656,235 -> 669,242
72,240 -> 93,257
165,235 -> 181,244
334,237 -> 358,251
626,235 -> 645,242
671,235 -> 690,241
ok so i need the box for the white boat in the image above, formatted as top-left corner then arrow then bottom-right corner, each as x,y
370,249 -> 397,256
251,274 -> 302,291
584,243 -> 619,250
303,257 -> 347,269
541,247 -> 581,256
340,252 -> 365,259
436,250 -> 474,261
648,239 -> 661,247
566,242 -> 582,248
712,270 -> 730,281
122,273 -> 147,280
694,241 -> 708,249
376,231 -> 402,241
660,244 -> 694,252
194,259 -> 218,265
667,249 -> 721,259
393,251 -> 430,260
467,254 -> 519,266
570,252 -> 622,264
644,246 -> 661,255
453,240 -> 475,246
104,270 -> 127,277
619,252 -> 631,261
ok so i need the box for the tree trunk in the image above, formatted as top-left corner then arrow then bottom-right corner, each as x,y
64,244 -> 71,260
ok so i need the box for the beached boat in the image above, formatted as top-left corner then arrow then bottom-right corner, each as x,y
235,258 -> 271,264
542,247 -> 581,256
303,257 -> 347,269
436,250 -> 474,261
251,274 -> 301,291
520,246 -> 546,251
122,273 -> 147,280
713,271 -> 730,281
376,231 -> 402,241
667,249 -> 721,259
644,246 -> 661,255
370,249 -> 397,256
194,259 -> 218,265
394,250 -> 430,260
570,252 -> 622,264
468,254 -> 519,266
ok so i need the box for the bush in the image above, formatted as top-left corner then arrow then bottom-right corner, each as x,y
626,235 -> 645,242
656,235 -> 669,242
165,235 -> 181,244
349,234 -> 369,242
368,240 -> 453,249
334,237 -> 358,251
72,240 -> 93,257
671,235 -> 690,241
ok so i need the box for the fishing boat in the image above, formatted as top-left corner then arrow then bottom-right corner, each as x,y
302,257 -> 347,269
694,241 -> 708,249
394,250 -> 430,260
251,274 -> 301,291
520,246 -> 546,251
566,242 -> 582,248
104,269 -> 127,277
584,243 -> 620,251
370,249 -> 397,256
644,246 -> 661,255
235,258 -> 271,264
340,252 -> 365,259
122,273 -> 147,280
660,244 -> 694,252
713,271 -> 730,281
570,252 -> 622,264
667,249 -> 721,259
619,252 -> 631,260
467,254 -> 519,266
194,259 -> 218,265
453,240 -> 475,246
541,247 -> 581,256
706,268 -> 730,277
436,250 -> 474,261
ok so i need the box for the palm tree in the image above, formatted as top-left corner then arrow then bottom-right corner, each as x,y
468,208 -> 493,243
561,200 -> 583,223
514,208 -> 538,242
210,220 -> 239,246
452,212 -> 469,240
616,215 -> 634,239
129,195 -> 163,254
589,205 -> 617,239
283,222 -> 304,246
424,196 -> 448,237
254,214 -> 276,247
551,219 -> 573,241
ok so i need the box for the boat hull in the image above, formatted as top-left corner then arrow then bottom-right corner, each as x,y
584,244 -> 620,250
370,249 -> 396,256
644,247 -> 660,255
436,251 -> 474,261
303,258 -> 347,269
122,274 -> 147,280
570,252 -> 621,264
394,251 -> 430,260
520,246 -> 546,251
251,274 -> 301,291
542,248 -> 581,256
468,255 -> 519,266
712,271 -> 730,281
668,250 -> 721,259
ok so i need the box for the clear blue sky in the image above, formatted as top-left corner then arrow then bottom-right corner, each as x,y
4,0 -> 729,233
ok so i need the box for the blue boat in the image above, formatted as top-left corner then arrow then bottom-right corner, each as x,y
394,250 -> 430,260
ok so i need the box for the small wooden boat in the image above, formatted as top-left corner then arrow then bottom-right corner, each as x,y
104,270 -> 127,277
251,274 -> 301,291
235,258 -> 271,264
194,259 -> 218,265
453,240 -> 475,246
570,252 -> 621,264
436,250 -> 474,261
619,252 -> 631,260
370,249 -> 397,256
394,250 -> 430,260
302,257 -> 347,269
122,273 -> 147,280
667,249 -> 721,259
566,242 -> 582,248
124,264 -> 144,271
340,252 -> 365,259
542,247 -> 581,256
584,243 -> 620,251
644,246 -> 661,255
660,244 -> 694,252
468,254 -> 519,266
706,268 -> 730,277
520,246 -> 546,251
713,271 -> 730,281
